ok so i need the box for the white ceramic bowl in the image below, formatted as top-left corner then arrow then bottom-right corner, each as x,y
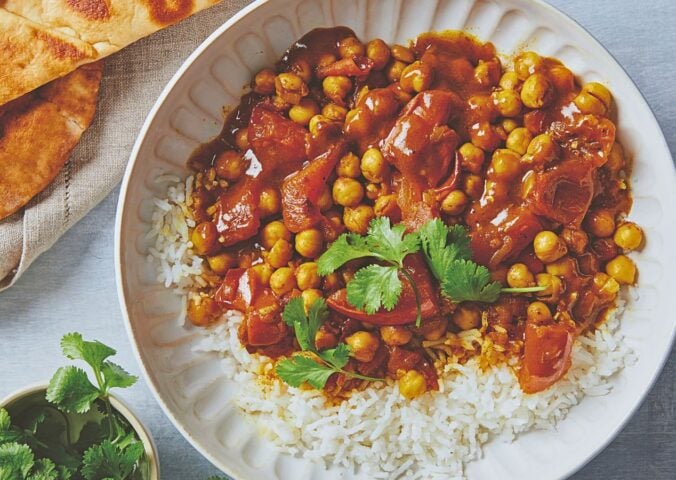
0,382 -> 160,479
115,0 -> 676,478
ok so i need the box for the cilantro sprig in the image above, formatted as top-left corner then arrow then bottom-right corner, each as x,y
419,219 -> 544,302
0,334 -> 146,480
318,218 -> 543,326
275,297 -> 382,389
318,217 -> 424,325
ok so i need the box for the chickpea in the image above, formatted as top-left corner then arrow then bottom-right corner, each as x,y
345,331 -> 380,362
593,272 -> 620,297
261,220 -> 291,249
343,205 -> 375,234
474,58 -> 501,87
250,263 -> 273,286
364,183 -> 380,201
267,239 -> 293,268
506,127 -> 533,155
545,256 -> 575,277
605,255 -> 636,284
290,59 -> 312,83
398,370 -> 427,399
361,148 -> 388,182
501,118 -> 519,133
469,121 -> 502,152
521,73 -> 553,109
366,38 -> 391,70
323,75 -> 352,101
207,252 -> 237,275
315,326 -> 338,350
317,185 -> 333,212
288,98 -> 319,125
338,36 -> 365,59
548,65 -> 575,93
422,318 -> 448,341
441,189 -> 469,215
308,114 -> 331,137
295,228 -> 323,258
295,262 -> 320,290
533,231 -> 568,263
507,263 -> 535,288
462,174 -> 485,200
335,152 -> 360,178
514,51 -> 543,80
400,61 -> 434,93
374,194 -> 401,219
584,209 -> 616,238
490,149 -> 521,180
275,72 -> 308,105
322,272 -> 343,292
386,60 -> 407,82
535,273 -> 563,303
606,142 -> 625,172
253,68 -> 276,95
332,177 -> 364,207
390,44 -> 414,63
614,222 -> 644,251
188,296 -> 220,326
269,267 -> 296,295
453,304 -> 481,330
524,133 -> 558,166
527,301 -> 552,324
499,71 -> 520,90
258,187 -> 281,218
492,89 -> 522,117
561,227 -> 589,255
215,150 -> 245,181
458,142 -> 485,174
380,326 -> 413,346
582,82 -> 612,109
574,91 -> 606,116
322,103 -> 348,122
234,128 -> 249,151
301,288 -> 323,313
191,221 -> 218,255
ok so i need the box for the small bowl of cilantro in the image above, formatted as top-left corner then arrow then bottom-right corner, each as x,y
0,333 -> 159,479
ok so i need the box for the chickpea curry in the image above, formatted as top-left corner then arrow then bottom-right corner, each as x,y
185,27 -> 642,399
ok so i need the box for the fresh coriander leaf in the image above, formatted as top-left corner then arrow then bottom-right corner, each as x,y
317,343 -> 350,370
81,440 -> 143,480
366,217 -> 420,265
0,410 -> 20,448
60,333 -> 116,372
275,356 -> 336,389
317,233 -> 374,275
419,220 -> 472,280
282,297 -> 312,351
0,410 -> 9,432
46,366 -> 100,414
306,298 -> 329,351
101,362 -> 137,390
346,264 -> 401,313
0,442 -> 34,479
440,259 -> 502,303
28,459 -> 58,480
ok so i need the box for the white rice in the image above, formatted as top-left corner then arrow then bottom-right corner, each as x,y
147,176 -> 635,479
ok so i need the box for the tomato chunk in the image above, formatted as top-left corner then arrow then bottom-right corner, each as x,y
214,177 -> 261,247
518,322 -> 574,394
326,255 -> 439,325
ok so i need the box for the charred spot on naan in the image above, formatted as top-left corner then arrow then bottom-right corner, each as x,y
65,0 -> 112,21
0,61 -> 103,220
144,0 -> 196,25
35,30 -> 90,61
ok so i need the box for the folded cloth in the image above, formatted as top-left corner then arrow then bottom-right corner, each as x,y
0,0 -> 252,291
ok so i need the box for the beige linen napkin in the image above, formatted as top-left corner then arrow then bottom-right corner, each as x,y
0,0 -> 252,291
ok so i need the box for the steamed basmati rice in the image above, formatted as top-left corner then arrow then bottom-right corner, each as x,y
147,176 -> 634,479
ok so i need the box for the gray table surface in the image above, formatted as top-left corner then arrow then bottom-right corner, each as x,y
1,1 -> 674,478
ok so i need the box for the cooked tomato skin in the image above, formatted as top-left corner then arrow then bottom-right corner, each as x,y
327,254 -> 439,325
518,321 -> 574,394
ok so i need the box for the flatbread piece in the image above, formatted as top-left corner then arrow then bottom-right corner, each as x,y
0,0 -> 222,106
0,61 -> 103,220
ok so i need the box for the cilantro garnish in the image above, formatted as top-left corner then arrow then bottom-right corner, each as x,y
318,217 -> 424,325
0,334 -> 145,480
275,297 -> 382,389
317,218 -> 543,328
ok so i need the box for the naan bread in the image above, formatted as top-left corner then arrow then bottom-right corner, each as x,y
0,61 -> 103,220
0,0 -> 221,105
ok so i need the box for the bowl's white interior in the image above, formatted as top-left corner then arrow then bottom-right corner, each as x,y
116,0 -> 676,478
